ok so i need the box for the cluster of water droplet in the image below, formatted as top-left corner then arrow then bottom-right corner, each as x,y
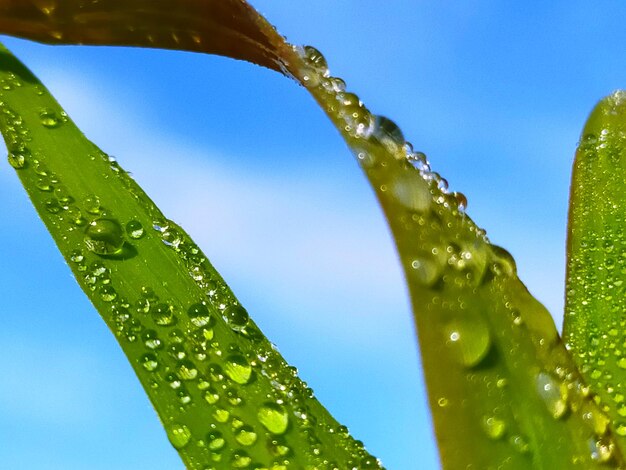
293,45 -> 468,217
0,74 -> 383,468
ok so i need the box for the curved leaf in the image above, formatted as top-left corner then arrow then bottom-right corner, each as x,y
283,50 -> 626,467
0,42 -> 381,470
564,91 -> 626,445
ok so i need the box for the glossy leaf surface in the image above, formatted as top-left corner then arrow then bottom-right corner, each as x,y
0,42 -> 381,469
564,91 -> 626,446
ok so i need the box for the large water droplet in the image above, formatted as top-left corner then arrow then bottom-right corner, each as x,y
443,315 -> 491,368
302,45 -> 329,76
207,430 -> 225,451
7,150 -> 27,169
152,303 -> 177,326
536,372 -> 568,419
258,402 -> 289,435
371,115 -> 405,154
389,173 -> 431,212
224,354 -> 252,385
167,423 -> 191,449
84,218 -> 125,255
223,304 -> 249,331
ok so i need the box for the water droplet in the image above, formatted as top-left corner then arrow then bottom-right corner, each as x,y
187,302 -> 213,327
84,195 -> 101,214
589,436 -> 615,463
481,415 -> 506,440
203,387 -> 220,405
389,173 -> 431,212
234,425 -> 257,446
301,45 -> 329,76
7,150 -> 26,169
152,303 -> 177,326
142,329 -> 163,350
258,402 -> 289,435
409,250 -> 445,287
213,408 -> 230,423
84,218 -> 125,255
99,285 -> 117,302
509,435 -> 530,454
371,115 -> 405,154
536,372 -> 568,419
126,220 -> 144,239
224,354 -> 252,385
231,450 -> 252,468
167,423 -> 191,449
140,353 -> 159,371
45,198 -> 62,214
207,430 -> 225,451
489,245 -> 517,277
177,360 -> 199,380
223,304 -> 249,331
39,108 -> 62,128
443,315 -> 491,368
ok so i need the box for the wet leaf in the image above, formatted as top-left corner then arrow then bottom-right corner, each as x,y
564,91 -> 626,448
0,42 -> 381,469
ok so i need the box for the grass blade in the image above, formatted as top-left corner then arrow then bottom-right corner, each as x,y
564,91 -> 626,446
0,42 -> 382,469
0,0 -> 289,72
283,51 -> 626,467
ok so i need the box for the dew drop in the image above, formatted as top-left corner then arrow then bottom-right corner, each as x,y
231,450 -> 252,468
207,431 -> 225,452
301,45 -> 329,76
99,285 -> 117,302
7,150 -> 26,169
213,408 -> 230,423
126,220 -> 145,239
443,316 -> 491,368
234,425 -> 257,446
589,436 -> 615,463
489,245 -> 517,277
177,360 -> 199,380
167,423 -> 191,449
140,353 -> 159,372
84,218 -> 125,255
142,329 -> 163,350
481,415 -> 506,440
84,195 -> 101,214
389,173 -> 431,212
371,115 -> 405,153
535,372 -> 568,419
39,108 -> 62,128
258,402 -> 289,435
187,302 -> 213,327
224,354 -> 252,385
223,304 -> 249,331
203,387 -> 220,405
152,303 -> 177,326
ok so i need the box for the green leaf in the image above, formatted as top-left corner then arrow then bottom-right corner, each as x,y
0,42 -> 382,470
284,51 -> 626,467
564,91 -> 626,443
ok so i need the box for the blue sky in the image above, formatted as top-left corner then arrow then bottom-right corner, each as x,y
0,2 -> 625,469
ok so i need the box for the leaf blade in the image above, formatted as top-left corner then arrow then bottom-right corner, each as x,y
0,42 -> 382,470
564,91 -> 626,448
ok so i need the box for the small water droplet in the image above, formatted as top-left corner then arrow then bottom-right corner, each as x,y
207,430 -> 225,451
203,387 -> 220,405
140,353 -> 159,371
224,354 -> 252,384
177,359 -> 199,380
371,115 -> 405,154
167,423 -> 191,449
301,45 -> 329,76
481,415 -> 506,440
589,436 -> 615,463
443,315 -> 491,368
152,303 -> 177,326
99,285 -> 117,302
213,408 -> 230,423
231,450 -> 252,468
536,372 -> 568,419
234,425 -> 257,446
7,150 -> 27,169
84,195 -> 102,214
126,220 -> 144,239
258,402 -> 289,435
84,218 -> 125,255
39,108 -> 62,128
142,329 -> 163,350
187,302 -> 213,327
